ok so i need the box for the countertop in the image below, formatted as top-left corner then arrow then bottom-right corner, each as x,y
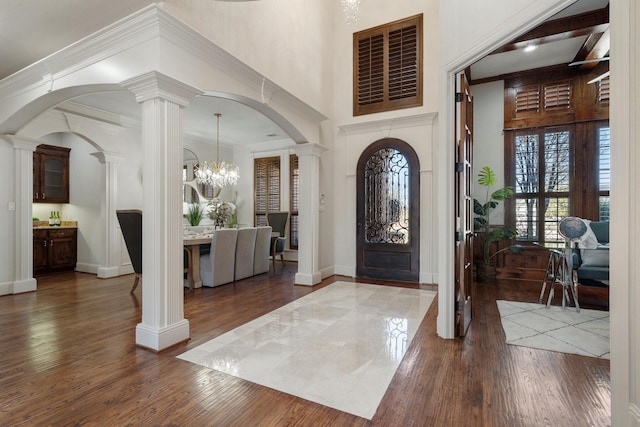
33,220 -> 78,229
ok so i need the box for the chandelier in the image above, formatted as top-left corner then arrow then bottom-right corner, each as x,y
341,0 -> 361,24
195,113 -> 239,189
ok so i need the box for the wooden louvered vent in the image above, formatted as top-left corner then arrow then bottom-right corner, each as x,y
354,14 -> 422,116
598,77 -> 610,104
544,81 -> 571,110
388,25 -> 418,101
515,85 -> 540,113
357,34 -> 384,106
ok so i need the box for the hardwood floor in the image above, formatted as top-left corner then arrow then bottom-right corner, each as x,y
0,269 -> 610,426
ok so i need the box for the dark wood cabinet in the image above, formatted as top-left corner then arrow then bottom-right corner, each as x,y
33,144 -> 70,203
33,228 -> 77,275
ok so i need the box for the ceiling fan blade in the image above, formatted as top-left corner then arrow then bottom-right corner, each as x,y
569,57 -> 610,66
587,71 -> 610,84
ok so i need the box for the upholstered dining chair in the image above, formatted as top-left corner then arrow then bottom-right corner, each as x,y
267,212 -> 289,272
200,228 -> 238,287
234,227 -> 257,281
116,209 -> 142,293
253,226 -> 272,275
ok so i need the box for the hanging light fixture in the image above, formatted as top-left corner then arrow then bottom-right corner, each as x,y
195,113 -> 239,189
341,0 -> 361,24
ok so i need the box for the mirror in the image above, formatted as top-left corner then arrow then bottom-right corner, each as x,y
183,148 -> 205,205
183,148 -> 198,182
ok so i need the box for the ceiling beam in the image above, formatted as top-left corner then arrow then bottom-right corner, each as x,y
578,27 -> 610,70
489,6 -> 609,54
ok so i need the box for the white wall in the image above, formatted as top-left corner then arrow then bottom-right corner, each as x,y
440,0 -> 575,67
331,0 -> 440,282
471,80 -> 507,225
163,0 -> 333,116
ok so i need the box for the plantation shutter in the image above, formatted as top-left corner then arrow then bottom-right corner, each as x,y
254,157 -> 280,226
515,85 -> 540,113
544,81 -> 571,110
598,77 -> 610,104
354,14 -> 422,116
289,155 -> 299,250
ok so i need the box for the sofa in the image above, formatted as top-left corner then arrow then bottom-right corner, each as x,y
576,221 -> 609,286
199,226 -> 272,287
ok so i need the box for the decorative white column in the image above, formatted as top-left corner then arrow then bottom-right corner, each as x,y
294,143 -> 327,286
90,151 -> 122,278
2,135 -> 40,293
122,71 -> 203,351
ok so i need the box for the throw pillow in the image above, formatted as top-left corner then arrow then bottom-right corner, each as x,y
580,245 -> 609,267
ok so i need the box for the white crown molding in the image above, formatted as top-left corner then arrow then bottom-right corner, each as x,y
55,101 -> 138,128
0,5 -> 162,97
338,112 -> 438,136
0,4 -> 326,129
246,138 -> 296,154
121,71 -> 203,106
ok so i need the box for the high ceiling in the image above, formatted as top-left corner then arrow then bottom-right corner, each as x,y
469,0 -> 609,83
1,0 -> 609,146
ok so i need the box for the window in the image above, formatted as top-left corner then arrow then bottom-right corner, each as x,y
510,126 -> 572,243
289,154 -> 299,250
598,125 -> 611,221
506,122 -> 610,243
353,14 -> 423,116
254,157 -> 280,226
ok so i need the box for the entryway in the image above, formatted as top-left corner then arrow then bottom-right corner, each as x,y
355,138 -> 420,282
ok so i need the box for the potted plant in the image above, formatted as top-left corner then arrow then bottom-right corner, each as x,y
473,166 -> 524,282
185,203 -> 203,227
207,198 -> 234,228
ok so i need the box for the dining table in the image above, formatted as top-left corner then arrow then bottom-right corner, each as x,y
183,227 -> 281,289
183,233 -> 213,289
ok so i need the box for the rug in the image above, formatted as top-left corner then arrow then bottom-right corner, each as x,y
496,300 -> 609,359
178,281 -> 437,420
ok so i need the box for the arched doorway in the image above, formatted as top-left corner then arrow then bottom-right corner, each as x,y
356,138 -> 420,282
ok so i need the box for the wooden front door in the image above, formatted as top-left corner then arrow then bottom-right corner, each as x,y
356,138 -> 420,282
454,71 -> 474,336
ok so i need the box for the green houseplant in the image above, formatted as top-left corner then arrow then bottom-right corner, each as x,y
474,166 -> 524,282
185,203 -> 203,227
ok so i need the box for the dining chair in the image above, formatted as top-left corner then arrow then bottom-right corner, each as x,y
253,226 -> 272,275
116,209 -> 142,293
234,227 -> 257,281
267,212 -> 288,271
200,228 -> 238,287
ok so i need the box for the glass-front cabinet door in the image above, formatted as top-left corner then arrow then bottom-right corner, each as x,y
33,145 -> 70,203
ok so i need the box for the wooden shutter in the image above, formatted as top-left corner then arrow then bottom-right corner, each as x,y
357,34 -> 384,106
544,81 -> 571,110
289,155 -> 299,250
354,14 -> 422,116
388,24 -> 418,101
515,85 -> 540,113
598,77 -> 610,104
254,157 -> 280,226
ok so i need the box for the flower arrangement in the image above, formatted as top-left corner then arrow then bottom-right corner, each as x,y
207,198 -> 234,228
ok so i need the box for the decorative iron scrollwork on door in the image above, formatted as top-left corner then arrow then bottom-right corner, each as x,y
363,147 -> 410,244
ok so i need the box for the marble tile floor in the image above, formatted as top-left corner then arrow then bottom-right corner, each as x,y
178,281 -> 437,420
497,300 -> 610,359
